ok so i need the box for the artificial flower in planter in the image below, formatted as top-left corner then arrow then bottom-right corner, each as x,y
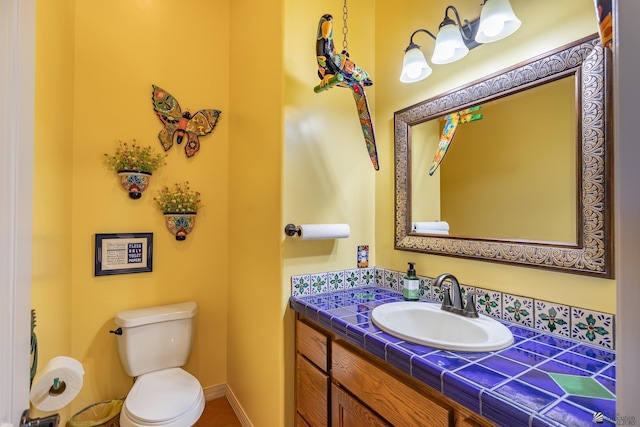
105,140 -> 167,199
155,182 -> 202,240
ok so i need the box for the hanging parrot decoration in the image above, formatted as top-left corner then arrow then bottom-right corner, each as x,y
429,106 -> 483,176
151,85 -> 221,158
315,14 -> 379,171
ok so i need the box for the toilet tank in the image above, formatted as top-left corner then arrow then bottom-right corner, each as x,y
114,301 -> 197,377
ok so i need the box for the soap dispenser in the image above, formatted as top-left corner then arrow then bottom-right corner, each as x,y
403,262 -> 419,301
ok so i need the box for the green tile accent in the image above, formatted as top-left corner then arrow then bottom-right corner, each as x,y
549,373 -> 615,399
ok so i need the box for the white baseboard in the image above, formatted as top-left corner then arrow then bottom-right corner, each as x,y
203,383 -> 226,401
202,384 -> 252,427
225,385 -> 253,427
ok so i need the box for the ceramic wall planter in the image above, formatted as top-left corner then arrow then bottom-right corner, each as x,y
117,170 -> 152,199
163,213 -> 197,241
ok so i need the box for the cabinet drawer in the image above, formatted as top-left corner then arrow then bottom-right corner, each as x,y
296,319 -> 329,372
296,354 -> 329,427
332,341 -> 453,427
459,417 -> 495,427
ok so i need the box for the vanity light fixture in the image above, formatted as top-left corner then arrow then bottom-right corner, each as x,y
475,0 -> 522,43
399,0 -> 521,83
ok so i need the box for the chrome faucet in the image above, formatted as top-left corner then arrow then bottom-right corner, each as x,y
434,273 -> 480,318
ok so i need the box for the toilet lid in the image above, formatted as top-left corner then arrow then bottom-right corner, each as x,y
125,368 -> 202,423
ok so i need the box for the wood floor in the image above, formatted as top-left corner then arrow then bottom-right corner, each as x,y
195,397 -> 242,426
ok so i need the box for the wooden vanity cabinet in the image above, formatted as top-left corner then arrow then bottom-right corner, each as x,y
296,319 -> 330,426
295,315 -> 496,427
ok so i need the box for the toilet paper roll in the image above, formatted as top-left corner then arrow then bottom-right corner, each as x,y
296,224 -> 350,240
30,356 -> 84,411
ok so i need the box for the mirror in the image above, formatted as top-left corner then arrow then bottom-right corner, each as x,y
411,75 -> 578,242
394,36 -> 613,278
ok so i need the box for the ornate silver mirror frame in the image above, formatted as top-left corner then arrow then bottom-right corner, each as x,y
394,36 -> 613,278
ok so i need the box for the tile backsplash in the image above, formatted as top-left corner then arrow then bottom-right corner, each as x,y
290,267 -> 615,350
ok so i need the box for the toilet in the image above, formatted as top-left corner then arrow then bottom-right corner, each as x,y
113,301 -> 205,427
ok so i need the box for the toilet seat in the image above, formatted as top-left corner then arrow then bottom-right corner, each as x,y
121,368 -> 205,427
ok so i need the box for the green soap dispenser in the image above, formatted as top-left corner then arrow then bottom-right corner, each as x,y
403,262 -> 419,301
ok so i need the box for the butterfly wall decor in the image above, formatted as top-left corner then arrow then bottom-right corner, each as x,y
151,85 -> 221,158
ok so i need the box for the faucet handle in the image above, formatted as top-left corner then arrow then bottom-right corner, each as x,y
440,284 -> 453,308
462,291 -> 483,318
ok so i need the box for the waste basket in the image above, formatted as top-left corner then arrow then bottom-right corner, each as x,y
68,399 -> 123,427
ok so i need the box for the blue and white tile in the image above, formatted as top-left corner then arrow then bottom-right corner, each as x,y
326,270 -> 345,292
343,269 -> 361,290
534,300 -> 570,337
291,274 -> 311,297
474,288 -> 502,319
383,269 -> 400,291
309,273 -> 328,294
571,307 -> 614,349
460,284 -> 475,301
418,276 -> 432,300
503,294 -> 534,327
374,268 -> 385,287
432,281 -> 448,303
359,267 -> 375,287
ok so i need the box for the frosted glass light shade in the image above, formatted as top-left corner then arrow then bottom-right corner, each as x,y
431,24 -> 468,64
475,0 -> 521,43
400,47 -> 432,83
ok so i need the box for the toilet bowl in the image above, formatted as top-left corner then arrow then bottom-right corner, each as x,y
113,302 -> 205,427
120,368 -> 205,427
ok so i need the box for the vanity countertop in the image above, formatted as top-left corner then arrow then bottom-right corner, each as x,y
289,287 -> 616,427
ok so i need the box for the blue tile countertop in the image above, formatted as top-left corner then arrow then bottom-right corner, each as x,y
289,287 -> 617,427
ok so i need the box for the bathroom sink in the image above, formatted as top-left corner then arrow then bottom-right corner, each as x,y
371,301 -> 514,352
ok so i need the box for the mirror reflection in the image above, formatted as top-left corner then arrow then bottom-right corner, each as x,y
410,76 -> 577,243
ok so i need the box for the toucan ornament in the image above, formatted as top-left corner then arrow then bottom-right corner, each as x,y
152,85 -> 221,158
429,106 -> 483,176
315,14 -> 379,171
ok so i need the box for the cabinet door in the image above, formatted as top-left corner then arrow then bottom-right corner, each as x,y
332,342 -> 453,427
332,384 -> 391,427
296,354 -> 329,427
296,413 -> 312,427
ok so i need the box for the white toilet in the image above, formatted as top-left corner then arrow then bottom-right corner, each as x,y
113,301 -> 205,427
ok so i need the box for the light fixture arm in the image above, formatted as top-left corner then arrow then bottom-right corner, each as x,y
405,28 -> 437,52
443,5 -> 474,41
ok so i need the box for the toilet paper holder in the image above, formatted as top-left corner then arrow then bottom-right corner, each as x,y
20,409 -> 60,427
283,223 -> 350,240
284,224 -> 302,237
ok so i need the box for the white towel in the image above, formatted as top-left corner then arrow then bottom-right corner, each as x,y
413,221 -> 450,234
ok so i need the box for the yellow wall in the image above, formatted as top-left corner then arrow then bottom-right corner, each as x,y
375,0 -> 615,313
226,1 -> 285,426
31,0 -> 75,420
411,119 -> 442,222
35,0 -> 231,419
282,0 -> 377,423
283,0 -> 377,277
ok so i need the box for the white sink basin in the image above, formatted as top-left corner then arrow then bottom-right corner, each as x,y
371,301 -> 514,352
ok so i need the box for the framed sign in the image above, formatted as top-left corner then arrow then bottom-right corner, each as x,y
95,233 -> 153,276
